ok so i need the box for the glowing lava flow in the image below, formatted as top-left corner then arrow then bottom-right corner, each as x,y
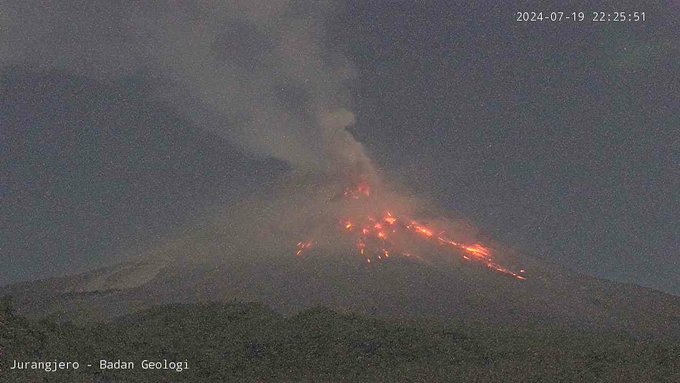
294,182 -> 526,281
343,179 -> 371,199
295,241 -> 313,257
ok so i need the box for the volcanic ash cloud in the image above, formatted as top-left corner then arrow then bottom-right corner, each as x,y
0,1 -> 526,281
0,1 -> 365,173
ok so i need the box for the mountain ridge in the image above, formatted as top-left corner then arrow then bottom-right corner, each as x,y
1,299 -> 678,382
2,250 -> 678,340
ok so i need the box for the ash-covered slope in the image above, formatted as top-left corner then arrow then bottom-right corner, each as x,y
2,247 -> 678,340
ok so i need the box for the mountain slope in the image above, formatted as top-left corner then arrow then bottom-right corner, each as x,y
2,247 -> 678,340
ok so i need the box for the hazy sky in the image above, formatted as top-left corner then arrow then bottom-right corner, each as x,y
2,1 -> 678,294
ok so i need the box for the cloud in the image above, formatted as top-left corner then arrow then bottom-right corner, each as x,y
0,0 -> 369,173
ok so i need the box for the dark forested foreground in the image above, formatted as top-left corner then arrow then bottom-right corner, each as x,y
1,300 -> 678,383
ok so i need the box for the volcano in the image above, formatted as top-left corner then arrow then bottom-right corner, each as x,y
2,174 -> 678,341
292,177 -> 526,280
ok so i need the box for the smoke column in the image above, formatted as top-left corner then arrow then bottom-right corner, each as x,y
0,0 -> 370,173
1,1 -> 529,284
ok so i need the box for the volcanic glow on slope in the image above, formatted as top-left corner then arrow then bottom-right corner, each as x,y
295,241 -> 313,257
295,181 -> 526,281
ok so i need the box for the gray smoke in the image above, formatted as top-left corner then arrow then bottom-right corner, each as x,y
0,0 -> 370,172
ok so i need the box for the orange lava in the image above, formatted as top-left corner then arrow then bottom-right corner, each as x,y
295,181 -> 526,281
295,241 -> 313,257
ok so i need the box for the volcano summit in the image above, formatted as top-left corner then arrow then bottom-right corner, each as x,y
3,174 -> 678,341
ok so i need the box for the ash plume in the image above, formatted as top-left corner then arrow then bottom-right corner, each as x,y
0,0 -> 369,173
1,1 -> 524,280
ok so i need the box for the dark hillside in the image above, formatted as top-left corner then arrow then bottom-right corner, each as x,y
1,300 -> 677,382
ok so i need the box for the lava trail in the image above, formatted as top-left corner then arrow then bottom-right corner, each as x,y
294,180 -> 526,281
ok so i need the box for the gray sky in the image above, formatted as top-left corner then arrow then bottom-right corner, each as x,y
2,1 -> 678,294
